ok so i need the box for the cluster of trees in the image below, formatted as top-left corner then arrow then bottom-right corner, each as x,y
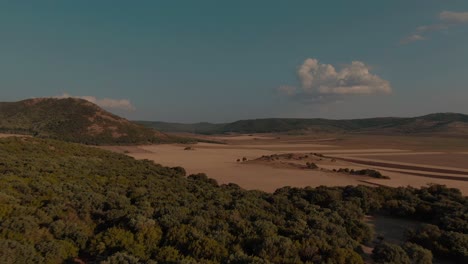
0,137 -> 466,263
372,242 -> 433,264
334,168 -> 390,179
305,162 -> 318,169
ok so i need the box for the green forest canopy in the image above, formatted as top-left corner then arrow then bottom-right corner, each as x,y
0,137 -> 466,263
137,113 -> 468,135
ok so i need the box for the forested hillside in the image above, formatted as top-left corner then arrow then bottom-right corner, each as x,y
0,98 -> 189,145
0,137 -> 466,263
139,113 -> 468,135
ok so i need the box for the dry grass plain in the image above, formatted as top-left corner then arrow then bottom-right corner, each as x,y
0,133 -> 31,139
102,133 -> 468,194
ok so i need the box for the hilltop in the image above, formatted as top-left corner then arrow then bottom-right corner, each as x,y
138,113 -> 468,136
0,98 -> 188,145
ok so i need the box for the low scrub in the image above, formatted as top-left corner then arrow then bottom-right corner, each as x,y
336,168 -> 390,179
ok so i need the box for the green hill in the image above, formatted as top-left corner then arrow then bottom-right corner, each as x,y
0,137 -> 466,263
138,113 -> 468,135
0,98 -> 189,145
136,121 -> 223,134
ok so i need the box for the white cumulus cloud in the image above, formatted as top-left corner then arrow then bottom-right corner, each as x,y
54,93 -> 135,111
296,58 -> 392,95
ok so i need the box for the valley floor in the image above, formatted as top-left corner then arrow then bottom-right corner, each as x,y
103,133 -> 468,194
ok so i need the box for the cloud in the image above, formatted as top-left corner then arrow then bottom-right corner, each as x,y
296,58 -> 391,95
400,34 -> 425,44
401,10 -> 468,44
279,58 -> 391,104
416,24 -> 448,33
439,11 -> 468,24
54,93 -> 135,111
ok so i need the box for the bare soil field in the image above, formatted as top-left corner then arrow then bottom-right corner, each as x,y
322,156 -> 468,175
120,144 -> 374,192
0,133 -> 29,138
0,133 -> 16,138
104,133 -> 468,194
349,153 -> 468,170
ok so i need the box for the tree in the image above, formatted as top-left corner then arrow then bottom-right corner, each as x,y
330,248 -> 364,264
0,239 -> 44,264
89,227 -> 135,256
373,242 -> 411,264
101,252 -> 141,264
403,243 -> 433,264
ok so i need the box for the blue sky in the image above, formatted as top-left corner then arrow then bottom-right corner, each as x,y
1,1 -> 467,122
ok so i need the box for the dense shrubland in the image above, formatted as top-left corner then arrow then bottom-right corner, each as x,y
0,137 -> 466,263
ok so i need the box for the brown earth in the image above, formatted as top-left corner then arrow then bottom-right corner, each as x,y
0,133 -> 29,138
103,133 -> 468,194
348,153 -> 468,170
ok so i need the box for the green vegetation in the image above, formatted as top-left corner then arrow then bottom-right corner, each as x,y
138,113 -> 468,135
136,121 -> 222,135
306,162 -> 319,169
335,168 -> 390,179
0,98 -> 193,145
0,137 -> 466,263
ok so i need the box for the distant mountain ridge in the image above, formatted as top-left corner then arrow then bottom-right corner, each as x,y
0,98 -> 186,145
137,113 -> 468,136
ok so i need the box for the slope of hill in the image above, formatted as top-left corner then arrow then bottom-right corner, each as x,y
0,137 -> 466,263
0,98 -> 187,145
138,113 -> 468,135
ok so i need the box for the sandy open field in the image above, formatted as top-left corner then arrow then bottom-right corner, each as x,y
103,134 -> 468,194
347,153 -> 468,169
0,133 -> 19,138
0,133 -> 32,139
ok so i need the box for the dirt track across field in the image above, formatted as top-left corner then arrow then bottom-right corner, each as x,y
324,156 -> 468,176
